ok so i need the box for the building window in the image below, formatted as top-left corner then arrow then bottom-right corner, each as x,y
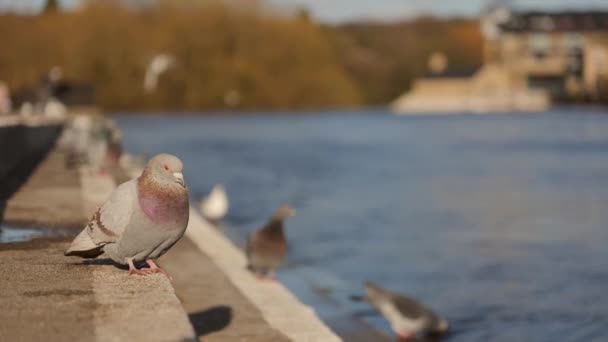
563,33 -> 584,54
531,16 -> 555,31
529,34 -> 551,59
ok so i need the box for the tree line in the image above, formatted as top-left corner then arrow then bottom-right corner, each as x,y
0,0 -> 482,112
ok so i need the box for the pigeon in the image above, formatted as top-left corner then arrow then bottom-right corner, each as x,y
87,120 -> 121,174
199,184 -> 229,222
62,114 -> 94,168
360,281 -> 449,341
104,128 -> 123,172
65,153 -> 189,277
245,205 -> 295,279
86,128 -> 108,173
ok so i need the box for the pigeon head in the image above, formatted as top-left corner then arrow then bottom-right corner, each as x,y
212,184 -> 225,193
272,204 -> 295,221
145,153 -> 185,188
363,281 -> 387,302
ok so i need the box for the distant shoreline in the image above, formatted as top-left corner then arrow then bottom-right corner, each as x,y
108,105 -> 608,118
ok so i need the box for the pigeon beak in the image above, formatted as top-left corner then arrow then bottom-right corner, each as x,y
173,172 -> 185,187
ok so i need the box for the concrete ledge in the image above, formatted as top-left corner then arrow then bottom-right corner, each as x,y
160,237 -> 292,341
91,268 -> 195,342
1,123 -> 63,226
4,149 -> 83,228
0,143 -> 196,342
1,117 -> 341,341
185,210 -> 342,342
0,113 -> 65,128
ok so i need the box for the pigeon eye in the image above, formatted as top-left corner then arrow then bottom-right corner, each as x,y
164,165 -> 169,171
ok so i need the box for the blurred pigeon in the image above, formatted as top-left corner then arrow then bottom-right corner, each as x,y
356,281 -> 449,341
246,205 -> 295,280
62,114 -> 94,168
65,154 -> 189,277
120,152 -> 149,179
199,184 -> 228,222
104,126 -> 123,171
86,127 -> 108,173
88,119 -> 123,174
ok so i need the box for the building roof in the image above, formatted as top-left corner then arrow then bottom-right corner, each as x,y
423,67 -> 480,79
500,11 -> 608,33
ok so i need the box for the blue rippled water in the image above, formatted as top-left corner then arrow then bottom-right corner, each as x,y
117,108 -> 608,341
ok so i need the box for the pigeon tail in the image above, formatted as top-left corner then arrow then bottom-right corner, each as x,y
64,229 -> 104,257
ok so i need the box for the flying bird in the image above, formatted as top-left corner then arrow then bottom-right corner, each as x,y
199,184 -> 229,222
65,154 -> 189,277
356,281 -> 449,341
144,54 -> 175,93
245,205 -> 295,280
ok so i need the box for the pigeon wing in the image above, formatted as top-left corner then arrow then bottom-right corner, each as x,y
87,180 -> 136,244
392,294 -> 427,319
392,294 -> 444,332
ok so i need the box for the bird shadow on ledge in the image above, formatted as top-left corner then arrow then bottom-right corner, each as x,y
73,258 -> 131,271
188,305 -> 233,337
71,259 -> 177,273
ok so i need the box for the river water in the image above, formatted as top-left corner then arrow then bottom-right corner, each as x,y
117,108 -> 608,342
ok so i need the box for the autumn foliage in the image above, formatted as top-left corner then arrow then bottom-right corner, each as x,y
326,18 -> 483,105
0,1 -> 483,111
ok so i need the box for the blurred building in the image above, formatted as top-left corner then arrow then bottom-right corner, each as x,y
485,9 -> 608,101
392,6 -> 608,113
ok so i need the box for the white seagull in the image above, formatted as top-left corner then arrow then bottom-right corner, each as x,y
199,184 -> 229,222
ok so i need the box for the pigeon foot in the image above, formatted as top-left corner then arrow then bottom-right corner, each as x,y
127,258 -> 148,275
145,259 -> 173,280
127,258 -> 171,279
254,272 -> 277,282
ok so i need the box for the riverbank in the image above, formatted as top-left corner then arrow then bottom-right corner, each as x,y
0,116 -> 341,341
0,147 -> 195,342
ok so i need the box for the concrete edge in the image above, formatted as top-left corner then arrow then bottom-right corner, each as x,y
185,208 -> 342,342
0,114 -> 65,128
79,167 -> 197,342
